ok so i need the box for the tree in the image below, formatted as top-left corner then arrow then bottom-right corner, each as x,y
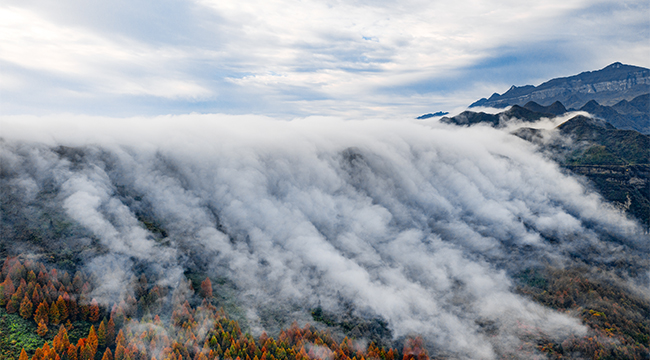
34,300 -> 49,324
102,348 -> 114,360
115,329 -> 126,349
32,283 -> 43,305
67,344 -> 78,360
106,317 -> 116,346
98,320 -> 107,347
402,337 -> 429,360
6,292 -> 21,313
88,325 -> 99,354
89,299 -> 100,322
19,295 -> 33,319
26,270 -> 36,283
56,295 -> 69,321
37,319 -> 48,337
2,278 -> 15,304
18,348 -> 28,360
114,344 -> 126,360
80,343 -> 96,360
201,277 -> 213,299
54,325 -> 71,354
49,301 -> 61,325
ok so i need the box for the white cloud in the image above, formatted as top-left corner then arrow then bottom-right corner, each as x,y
5,113 -> 646,357
0,6 -> 211,99
0,0 -> 648,116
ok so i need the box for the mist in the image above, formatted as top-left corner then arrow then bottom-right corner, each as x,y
1,114 -> 647,359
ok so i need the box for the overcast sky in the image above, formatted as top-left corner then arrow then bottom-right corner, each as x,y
1,0 -> 649,118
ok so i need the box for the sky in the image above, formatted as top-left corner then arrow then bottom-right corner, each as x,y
1,0 -> 649,118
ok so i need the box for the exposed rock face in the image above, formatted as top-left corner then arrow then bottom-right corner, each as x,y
471,63 -> 650,109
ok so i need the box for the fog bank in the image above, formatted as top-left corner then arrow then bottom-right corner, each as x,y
1,114 -> 647,359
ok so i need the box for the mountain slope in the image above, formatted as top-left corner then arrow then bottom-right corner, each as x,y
470,62 -> 650,109
440,104 -> 554,127
441,104 -> 650,230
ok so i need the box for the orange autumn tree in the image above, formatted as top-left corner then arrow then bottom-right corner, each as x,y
67,344 -> 78,360
33,300 -> 49,324
36,319 -> 48,337
56,295 -> 69,321
89,299 -> 101,322
402,337 -> 429,360
200,277 -> 213,299
19,295 -> 33,319
87,325 -> 99,354
49,301 -> 61,325
101,348 -> 113,360
53,325 -> 71,354
18,348 -> 28,360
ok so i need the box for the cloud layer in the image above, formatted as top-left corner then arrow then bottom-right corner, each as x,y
2,114 -> 648,358
1,0 -> 649,117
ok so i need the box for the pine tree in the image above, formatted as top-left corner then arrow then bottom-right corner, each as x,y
32,283 -> 43,305
37,271 -> 48,285
37,319 -> 48,337
7,292 -> 21,313
98,320 -> 107,347
201,277 -> 213,299
89,299 -> 100,322
107,317 -> 116,346
67,344 -> 78,360
115,329 -> 126,349
102,348 -> 114,360
27,270 -> 37,283
88,325 -> 99,354
19,295 -> 33,319
80,343 -> 95,360
114,344 -> 126,360
56,295 -> 69,321
53,325 -> 71,354
49,301 -> 61,325
18,348 -> 28,360
2,278 -> 15,304
34,300 -> 49,324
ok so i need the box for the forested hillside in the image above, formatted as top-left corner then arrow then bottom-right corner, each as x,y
2,253 -> 648,360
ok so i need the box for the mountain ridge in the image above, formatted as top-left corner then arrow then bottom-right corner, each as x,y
470,62 -> 650,109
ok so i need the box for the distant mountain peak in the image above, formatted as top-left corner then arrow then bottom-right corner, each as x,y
469,62 -> 650,111
605,62 -> 623,69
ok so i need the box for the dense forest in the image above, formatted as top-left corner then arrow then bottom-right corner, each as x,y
1,256 -> 648,360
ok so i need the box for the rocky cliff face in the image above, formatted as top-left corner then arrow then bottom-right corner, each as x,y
471,63 -> 650,109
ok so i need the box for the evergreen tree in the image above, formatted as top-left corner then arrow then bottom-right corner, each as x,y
115,329 -> 126,349
27,270 -> 37,283
67,344 -> 78,360
89,298 -> 100,322
88,325 -> 99,354
201,277 -> 213,299
107,317 -> 116,346
19,295 -> 33,319
102,348 -> 114,360
36,319 -> 48,337
7,292 -> 21,313
34,300 -> 49,324
80,343 -> 95,360
53,325 -> 71,354
2,278 -> 15,304
98,320 -> 107,347
18,348 -> 28,360
32,283 -> 43,305
56,295 -> 69,321
49,301 -> 61,325
114,344 -> 126,360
